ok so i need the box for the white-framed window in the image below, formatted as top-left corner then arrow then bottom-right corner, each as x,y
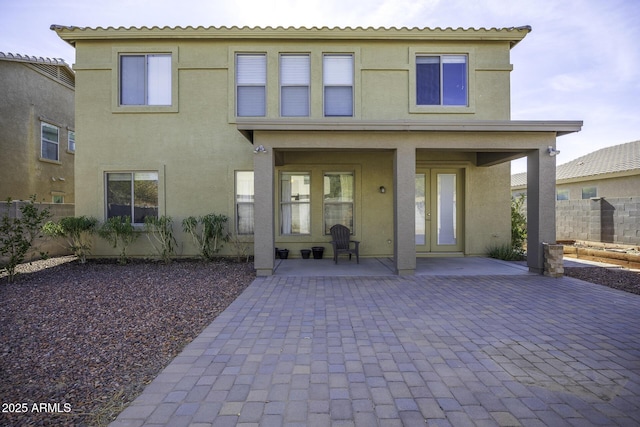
236,53 -> 266,117
323,54 -> 353,117
557,189 -> 570,201
582,186 -> 597,199
324,172 -> 354,234
68,130 -> 75,153
120,54 -> 172,106
41,122 -> 59,161
236,171 -> 254,234
416,55 -> 467,106
280,54 -> 310,117
106,172 -> 159,224
52,195 -> 64,204
280,172 -> 311,235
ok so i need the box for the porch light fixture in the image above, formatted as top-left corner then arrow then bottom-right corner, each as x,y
547,146 -> 561,157
253,144 -> 267,154
379,186 -> 386,194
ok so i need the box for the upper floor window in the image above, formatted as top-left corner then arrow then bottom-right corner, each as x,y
323,54 -> 353,117
41,122 -> 59,161
106,171 -> 158,224
280,54 -> 310,117
416,55 -> 467,106
68,130 -> 75,153
236,171 -> 254,234
236,54 -> 266,117
120,54 -> 172,106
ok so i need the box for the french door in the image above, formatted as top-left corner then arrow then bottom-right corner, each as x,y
415,169 -> 464,253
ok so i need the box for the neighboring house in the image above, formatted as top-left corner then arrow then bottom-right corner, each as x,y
512,140 -> 640,245
52,25 -> 581,275
0,52 -> 75,203
511,140 -> 640,200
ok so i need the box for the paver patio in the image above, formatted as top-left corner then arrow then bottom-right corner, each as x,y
110,263 -> 640,427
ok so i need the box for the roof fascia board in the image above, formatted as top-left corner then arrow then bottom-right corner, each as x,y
236,119 -> 583,135
50,25 -> 531,46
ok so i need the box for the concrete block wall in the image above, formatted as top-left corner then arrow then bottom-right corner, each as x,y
556,197 -> 640,245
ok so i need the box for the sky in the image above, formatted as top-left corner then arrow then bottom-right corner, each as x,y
1,0 -> 639,174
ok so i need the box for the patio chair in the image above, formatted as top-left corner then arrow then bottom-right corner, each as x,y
330,224 -> 360,264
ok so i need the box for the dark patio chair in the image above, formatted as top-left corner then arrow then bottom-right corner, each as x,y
329,224 -> 360,264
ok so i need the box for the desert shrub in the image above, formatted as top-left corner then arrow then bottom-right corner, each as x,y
144,215 -> 177,263
182,214 -> 229,260
43,216 -> 98,263
98,216 -> 139,264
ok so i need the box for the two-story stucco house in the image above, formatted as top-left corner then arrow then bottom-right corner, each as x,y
0,52 -> 75,203
52,25 -> 581,275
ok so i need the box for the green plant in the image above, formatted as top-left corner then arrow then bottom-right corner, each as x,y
487,244 -> 525,261
487,195 -> 528,261
1,196 -> 52,283
98,216 -> 139,264
511,194 -> 527,253
182,213 -> 229,260
43,216 -> 98,263
144,215 -> 177,263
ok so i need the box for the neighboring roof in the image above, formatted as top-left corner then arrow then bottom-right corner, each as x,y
511,140 -> 640,187
0,52 -> 75,87
51,25 -> 531,47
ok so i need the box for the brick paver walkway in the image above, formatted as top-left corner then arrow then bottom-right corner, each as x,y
111,274 -> 640,426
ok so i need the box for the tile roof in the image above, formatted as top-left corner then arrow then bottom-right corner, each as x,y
51,25 -> 532,47
0,52 -> 69,67
511,140 -> 640,187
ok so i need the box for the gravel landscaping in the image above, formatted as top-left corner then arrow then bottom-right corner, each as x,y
0,257 -> 255,427
1,256 -> 638,426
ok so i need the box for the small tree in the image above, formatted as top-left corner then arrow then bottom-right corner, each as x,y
182,213 -> 229,260
144,215 -> 177,263
98,216 -> 139,264
229,233 -> 252,263
1,196 -> 52,283
43,216 -> 98,263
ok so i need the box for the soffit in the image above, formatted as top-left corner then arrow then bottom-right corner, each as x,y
237,119 -> 583,142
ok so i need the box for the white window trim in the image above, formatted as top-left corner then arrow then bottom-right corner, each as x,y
323,53 -> 354,117
40,122 -> 60,163
280,53 -> 310,117
235,171 -> 255,235
67,129 -> 75,153
104,170 -> 160,225
236,53 -> 267,117
111,46 -> 178,113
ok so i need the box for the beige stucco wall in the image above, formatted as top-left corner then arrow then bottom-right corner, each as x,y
556,173 -> 640,200
66,31 -> 561,260
0,61 -> 75,203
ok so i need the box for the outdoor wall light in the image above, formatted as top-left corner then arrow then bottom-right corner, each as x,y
379,186 -> 386,194
547,146 -> 561,157
253,144 -> 267,154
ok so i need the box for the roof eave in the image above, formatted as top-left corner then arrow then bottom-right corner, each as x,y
50,24 -> 531,46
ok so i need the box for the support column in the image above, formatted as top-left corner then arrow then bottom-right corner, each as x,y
394,145 -> 416,275
527,147 -> 557,274
253,146 -> 275,276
